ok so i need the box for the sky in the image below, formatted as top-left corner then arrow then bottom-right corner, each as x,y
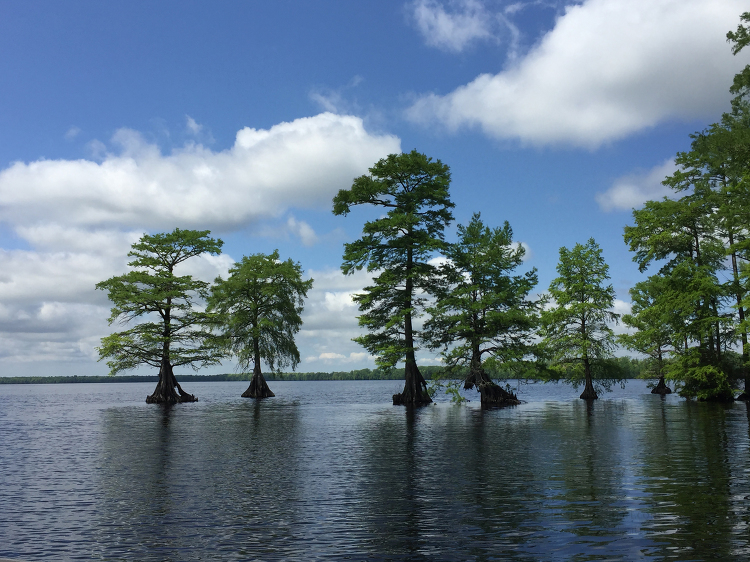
0,0 -> 747,377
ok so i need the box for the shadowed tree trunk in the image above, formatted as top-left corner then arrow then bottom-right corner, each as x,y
579,356 -> 598,400
463,347 -> 520,406
651,376 -> 672,395
393,358 -> 431,406
392,252 -> 432,407
242,365 -> 275,398
146,358 -> 198,404
241,337 -> 275,398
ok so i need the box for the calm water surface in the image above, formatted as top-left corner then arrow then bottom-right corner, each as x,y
1,379 -> 749,561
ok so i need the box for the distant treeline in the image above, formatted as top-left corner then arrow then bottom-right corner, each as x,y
0,359 -> 651,385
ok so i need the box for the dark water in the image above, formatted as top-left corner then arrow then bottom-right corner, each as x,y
1,380 -> 749,561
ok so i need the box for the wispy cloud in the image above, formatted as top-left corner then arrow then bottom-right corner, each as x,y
410,0 -> 494,52
596,159 -> 676,212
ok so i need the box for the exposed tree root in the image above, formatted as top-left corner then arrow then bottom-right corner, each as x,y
146,362 -> 197,404
464,369 -> 520,406
393,362 -> 432,406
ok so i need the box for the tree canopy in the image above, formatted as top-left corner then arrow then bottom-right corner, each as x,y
333,150 -> 454,405
208,250 -> 313,398
540,239 -> 620,400
96,228 -> 223,404
425,213 -> 538,405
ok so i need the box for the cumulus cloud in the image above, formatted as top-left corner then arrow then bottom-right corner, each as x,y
408,0 -> 748,147
411,0 -> 494,52
0,113 -> 400,232
294,267 -> 381,369
596,159 -> 676,211
0,113 -> 400,371
611,298 -> 631,335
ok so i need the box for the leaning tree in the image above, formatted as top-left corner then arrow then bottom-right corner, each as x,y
207,250 -> 313,398
540,238 -> 620,400
96,228 -> 224,404
425,213 -> 539,406
333,150 -> 454,406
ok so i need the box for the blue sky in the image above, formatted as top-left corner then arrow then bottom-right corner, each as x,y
0,0 -> 747,376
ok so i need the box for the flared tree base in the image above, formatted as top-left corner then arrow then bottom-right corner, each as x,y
478,382 -> 521,407
146,365 -> 197,404
464,368 -> 520,406
241,370 -> 275,398
393,362 -> 432,406
651,377 -> 672,395
579,379 -> 598,400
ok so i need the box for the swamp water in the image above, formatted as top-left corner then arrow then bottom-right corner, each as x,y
1,379 -> 749,561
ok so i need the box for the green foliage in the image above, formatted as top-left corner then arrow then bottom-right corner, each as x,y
540,239 -> 620,390
207,250 -> 313,374
333,150 -> 454,369
668,351 -> 735,401
96,228 -> 224,375
622,103 -> 750,398
619,275 -> 677,381
727,12 -> 750,101
426,212 -> 540,377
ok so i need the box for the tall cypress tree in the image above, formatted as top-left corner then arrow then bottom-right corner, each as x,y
333,150 -> 454,406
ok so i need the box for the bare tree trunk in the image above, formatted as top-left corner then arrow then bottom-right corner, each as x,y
463,346 -> 519,406
146,358 -> 197,404
579,356 -> 598,400
393,355 -> 431,406
651,377 -> 672,395
392,247 -> 432,406
242,365 -> 275,398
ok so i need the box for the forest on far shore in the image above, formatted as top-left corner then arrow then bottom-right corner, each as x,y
0,356 -> 684,385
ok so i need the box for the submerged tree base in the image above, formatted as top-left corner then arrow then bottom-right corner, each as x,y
242,369 -> 275,398
464,369 -> 520,406
478,382 -> 520,407
579,379 -> 598,400
146,365 -> 197,404
393,362 -> 432,406
651,377 -> 672,395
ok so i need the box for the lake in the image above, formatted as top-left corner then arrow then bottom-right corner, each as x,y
1,379 -> 749,561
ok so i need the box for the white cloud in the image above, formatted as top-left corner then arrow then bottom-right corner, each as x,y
305,351 -> 374,364
408,0 -> 748,148
0,113 -> 400,232
286,216 -> 319,247
411,0 -> 494,52
0,113 -> 400,372
611,298 -> 631,335
64,126 -> 81,141
596,159 -> 676,211
185,115 -> 203,135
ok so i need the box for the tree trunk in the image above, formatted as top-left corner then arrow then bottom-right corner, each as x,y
579,356 -> 598,400
651,376 -> 672,395
392,246 -> 431,406
471,369 -> 520,406
463,346 -> 519,406
146,359 -> 197,404
241,364 -> 275,398
393,360 -> 432,406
